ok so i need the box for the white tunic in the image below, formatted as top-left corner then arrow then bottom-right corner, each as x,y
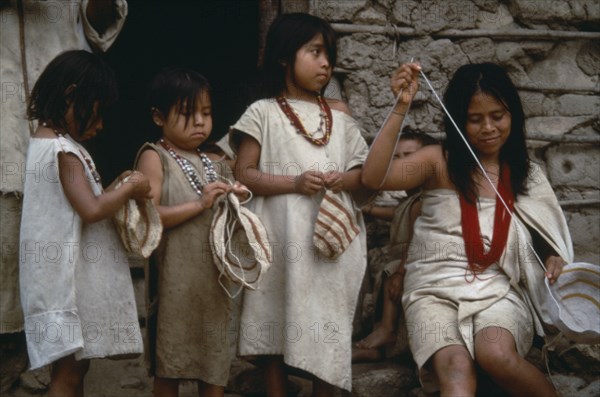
1,0 -> 128,334
20,136 -> 142,369
231,98 -> 369,391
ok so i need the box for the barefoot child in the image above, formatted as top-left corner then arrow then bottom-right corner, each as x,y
20,50 -> 149,396
354,131 -> 438,363
136,67 -> 247,397
231,13 -> 370,396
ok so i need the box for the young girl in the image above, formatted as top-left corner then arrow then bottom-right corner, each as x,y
362,62 -> 572,396
231,13 -> 370,396
20,50 -> 149,397
135,67 -> 247,397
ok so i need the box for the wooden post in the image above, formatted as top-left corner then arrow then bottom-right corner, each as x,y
258,0 -> 280,67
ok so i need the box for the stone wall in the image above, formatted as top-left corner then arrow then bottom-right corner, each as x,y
311,0 -> 599,263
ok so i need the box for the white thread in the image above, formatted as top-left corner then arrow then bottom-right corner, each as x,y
418,69 -> 547,272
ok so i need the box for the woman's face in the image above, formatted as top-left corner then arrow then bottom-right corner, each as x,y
465,92 -> 511,162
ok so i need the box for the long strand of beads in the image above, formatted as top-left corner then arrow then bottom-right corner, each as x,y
276,95 -> 332,146
159,139 -> 217,196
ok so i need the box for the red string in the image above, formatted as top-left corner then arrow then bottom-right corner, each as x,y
460,163 -> 515,278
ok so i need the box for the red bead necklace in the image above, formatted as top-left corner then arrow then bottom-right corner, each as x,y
459,163 -> 515,275
276,95 -> 333,146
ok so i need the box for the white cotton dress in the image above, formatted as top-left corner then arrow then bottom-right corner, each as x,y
231,98 -> 369,391
20,136 -> 143,370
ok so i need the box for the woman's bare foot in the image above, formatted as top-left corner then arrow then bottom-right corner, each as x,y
351,346 -> 383,363
355,325 -> 396,350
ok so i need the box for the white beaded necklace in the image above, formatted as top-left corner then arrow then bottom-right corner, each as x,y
159,139 -> 217,196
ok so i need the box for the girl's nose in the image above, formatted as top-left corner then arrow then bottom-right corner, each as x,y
193,113 -> 204,125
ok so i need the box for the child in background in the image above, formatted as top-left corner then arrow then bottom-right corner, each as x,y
354,130 -> 438,363
231,13 -> 370,396
135,67 -> 247,397
20,50 -> 149,397
362,62 -> 570,396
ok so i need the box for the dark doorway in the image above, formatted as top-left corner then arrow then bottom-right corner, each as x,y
91,0 -> 260,183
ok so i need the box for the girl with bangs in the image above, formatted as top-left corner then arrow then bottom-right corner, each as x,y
136,67 -> 247,397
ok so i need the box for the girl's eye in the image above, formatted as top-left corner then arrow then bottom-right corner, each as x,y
492,112 -> 505,121
468,116 -> 482,123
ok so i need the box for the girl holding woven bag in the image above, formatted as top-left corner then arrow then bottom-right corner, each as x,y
362,62 -> 572,396
135,67 -> 247,397
231,13 -> 370,397
20,50 -> 149,396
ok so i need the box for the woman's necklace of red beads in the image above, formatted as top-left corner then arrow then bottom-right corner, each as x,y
43,122 -> 102,184
159,139 -> 217,196
276,95 -> 332,146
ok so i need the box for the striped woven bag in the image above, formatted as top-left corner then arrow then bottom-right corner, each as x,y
313,189 -> 360,260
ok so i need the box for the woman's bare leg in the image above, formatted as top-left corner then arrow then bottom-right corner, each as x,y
431,345 -> 477,397
475,327 -> 557,397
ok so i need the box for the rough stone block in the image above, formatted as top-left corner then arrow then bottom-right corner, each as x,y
459,38 -> 495,64
527,42 -> 598,90
576,40 -> 600,76
526,116 -> 592,136
337,36 -> 374,70
545,144 -> 600,189
557,94 -> 600,116
314,0 -> 367,22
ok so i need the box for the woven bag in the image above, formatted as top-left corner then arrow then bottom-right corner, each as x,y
113,176 -> 163,259
313,190 -> 360,260
539,262 -> 600,344
210,191 -> 272,298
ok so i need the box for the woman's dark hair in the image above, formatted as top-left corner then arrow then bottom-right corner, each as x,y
147,66 -> 211,126
442,63 -> 530,202
261,12 -> 337,98
27,50 -> 117,136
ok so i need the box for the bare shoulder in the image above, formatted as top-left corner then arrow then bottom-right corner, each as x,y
325,98 -> 352,116
136,147 -> 162,172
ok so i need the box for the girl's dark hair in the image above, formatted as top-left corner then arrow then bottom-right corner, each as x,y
27,50 -> 117,136
147,66 -> 211,125
442,63 -> 530,202
261,12 -> 337,98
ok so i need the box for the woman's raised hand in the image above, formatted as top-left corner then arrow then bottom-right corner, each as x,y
391,62 -> 421,108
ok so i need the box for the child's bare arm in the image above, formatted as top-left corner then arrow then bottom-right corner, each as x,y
234,134 -> 324,196
136,149 -> 229,229
59,152 -> 150,223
